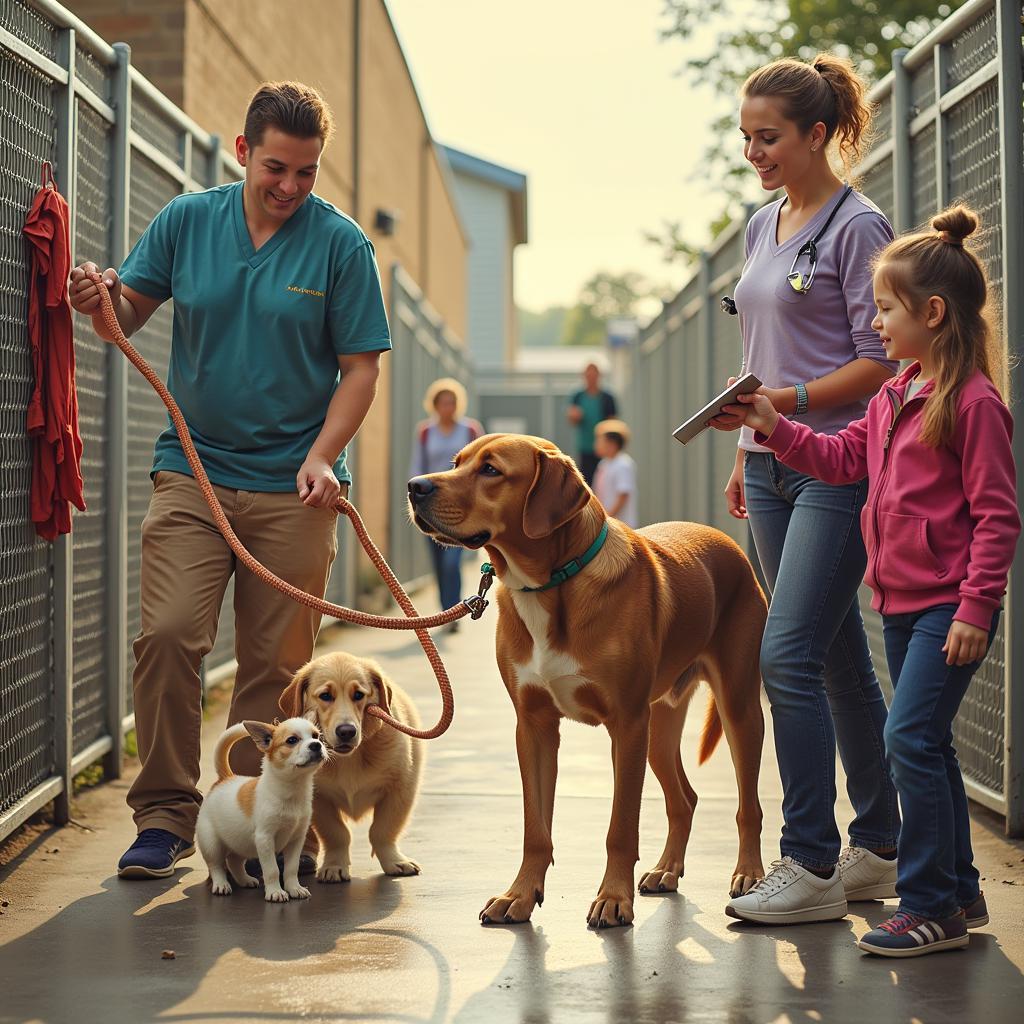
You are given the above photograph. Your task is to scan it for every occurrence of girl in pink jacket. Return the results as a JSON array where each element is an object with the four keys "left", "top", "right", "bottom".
[{"left": 730, "top": 205, "right": 1020, "bottom": 958}]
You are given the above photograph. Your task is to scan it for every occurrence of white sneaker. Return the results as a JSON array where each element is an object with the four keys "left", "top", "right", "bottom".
[
  {"left": 839, "top": 845, "right": 898, "bottom": 901},
  {"left": 725, "top": 856, "right": 848, "bottom": 925}
]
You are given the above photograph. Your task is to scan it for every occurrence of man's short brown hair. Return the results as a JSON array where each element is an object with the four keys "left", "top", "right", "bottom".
[{"left": 243, "top": 81, "right": 335, "bottom": 149}]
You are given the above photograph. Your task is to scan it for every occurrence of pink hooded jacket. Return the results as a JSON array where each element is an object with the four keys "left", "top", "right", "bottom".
[{"left": 757, "top": 363, "right": 1020, "bottom": 629}]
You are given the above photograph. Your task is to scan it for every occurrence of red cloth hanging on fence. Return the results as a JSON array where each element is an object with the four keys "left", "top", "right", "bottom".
[{"left": 23, "top": 162, "right": 85, "bottom": 540}]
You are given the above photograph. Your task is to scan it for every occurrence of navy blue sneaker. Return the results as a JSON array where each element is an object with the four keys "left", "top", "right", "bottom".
[
  {"left": 117, "top": 828, "right": 196, "bottom": 879},
  {"left": 858, "top": 908, "right": 968, "bottom": 957},
  {"left": 243, "top": 853, "right": 318, "bottom": 880}
]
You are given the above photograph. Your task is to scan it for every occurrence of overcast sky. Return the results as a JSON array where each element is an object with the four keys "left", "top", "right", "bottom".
[{"left": 386, "top": 0, "right": 734, "bottom": 313}]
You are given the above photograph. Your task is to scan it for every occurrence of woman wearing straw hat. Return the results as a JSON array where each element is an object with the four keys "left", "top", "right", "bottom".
[{"left": 411, "top": 379, "right": 483, "bottom": 631}]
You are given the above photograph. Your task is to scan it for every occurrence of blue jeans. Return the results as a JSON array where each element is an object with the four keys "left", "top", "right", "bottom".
[
  {"left": 428, "top": 539, "right": 463, "bottom": 612},
  {"left": 744, "top": 453, "right": 900, "bottom": 869},
  {"left": 882, "top": 603, "right": 999, "bottom": 919}
]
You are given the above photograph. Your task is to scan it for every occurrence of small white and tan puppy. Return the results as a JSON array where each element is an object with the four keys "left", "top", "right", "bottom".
[
  {"left": 196, "top": 718, "right": 326, "bottom": 902},
  {"left": 279, "top": 652, "right": 423, "bottom": 883}
]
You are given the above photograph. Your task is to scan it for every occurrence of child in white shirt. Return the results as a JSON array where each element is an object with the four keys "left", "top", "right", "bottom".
[{"left": 593, "top": 420, "right": 638, "bottom": 528}]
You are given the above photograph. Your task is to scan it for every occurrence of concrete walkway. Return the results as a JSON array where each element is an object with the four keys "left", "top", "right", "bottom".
[{"left": 2, "top": 558, "right": 1024, "bottom": 1024}]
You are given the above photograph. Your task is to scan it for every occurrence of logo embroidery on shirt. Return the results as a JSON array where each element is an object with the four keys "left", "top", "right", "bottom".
[{"left": 287, "top": 285, "right": 326, "bottom": 298}]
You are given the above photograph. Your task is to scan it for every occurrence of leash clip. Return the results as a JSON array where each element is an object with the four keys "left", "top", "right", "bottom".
[{"left": 464, "top": 562, "right": 496, "bottom": 620}]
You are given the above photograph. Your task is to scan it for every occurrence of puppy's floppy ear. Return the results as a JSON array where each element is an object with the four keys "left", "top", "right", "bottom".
[
  {"left": 367, "top": 664, "right": 393, "bottom": 715},
  {"left": 522, "top": 448, "right": 591, "bottom": 540},
  {"left": 243, "top": 720, "right": 275, "bottom": 751},
  {"left": 279, "top": 663, "right": 314, "bottom": 718}
]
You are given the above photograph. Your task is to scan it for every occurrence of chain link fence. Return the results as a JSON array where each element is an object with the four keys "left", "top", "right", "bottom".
[
  {"left": 624, "top": 0, "right": 1023, "bottom": 833},
  {"left": 3, "top": 0, "right": 459, "bottom": 840}
]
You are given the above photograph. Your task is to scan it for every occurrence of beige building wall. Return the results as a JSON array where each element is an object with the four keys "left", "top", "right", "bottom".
[
  {"left": 182, "top": 0, "right": 355, "bottom": 210},
  {"left": 69, "top": 0, "right": 187, "bottom": 101},
  {"left": 67, "top": 0, "right": 468, "bottom": 562}
]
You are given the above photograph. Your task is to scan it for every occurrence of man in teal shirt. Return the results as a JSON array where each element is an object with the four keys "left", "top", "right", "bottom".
[
  {"left": 567, "top": 362, "right": 617, "bottom": 485},
  {"left": 70, "top": 82, "right": 390, "bottom": 883}
]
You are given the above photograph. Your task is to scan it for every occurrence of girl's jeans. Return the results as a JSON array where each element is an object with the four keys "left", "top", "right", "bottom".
[
  {"left": 882, "top": 603, "right": 1000, "bottom": 919},
  {"left": 428, "top": 539, "right": 463, "bottom": 613},
  {"left": 744, "top": 453, "right": 900, "bottom": 869}
]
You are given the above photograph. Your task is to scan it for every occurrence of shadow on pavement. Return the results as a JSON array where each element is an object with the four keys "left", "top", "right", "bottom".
[
  {"left": 454, "top": 893, "right": 1024, "bottom": 1024},
  {"left": 0, "top": 869, "right": 454, "bottom": 1024}
]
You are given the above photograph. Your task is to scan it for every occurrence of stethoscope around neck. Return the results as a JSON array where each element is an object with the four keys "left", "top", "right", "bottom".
[
  {"left": 721, "top": 184, "right": 854, "bottom": 314},
  {"left": 785, "top": 185, "right": 854, "bottom": 293}
]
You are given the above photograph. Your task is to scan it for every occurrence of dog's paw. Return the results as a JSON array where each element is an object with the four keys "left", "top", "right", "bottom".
[
  {"left": 286, "top": 883, "right": 311, "bottom": 900},
  {"left": 210, "top": 880, "right": 232, "bottom": 896},
  {"left": 235, "top": 874, "right": 259, "bottom": 889},
  {"left": 730, "top": 867, "right": 763, "bottom": 898},
  {"left": 638, "top": 866, "right": 681, "bottom": 895},
  {"left": 587, "top": 886, "right": 635, "bottom": 929},
  {"left": 480, "top": 886, "right": 542, "bottom": 925},
  {"left": 264, "top": 887, "right": 290, "bottom": 903},
  {"left": 317, "top": 864, "right": 351, "bottom": 884},
  {"left": 381, "top": 857, "right": 421, "bottom": 877}
]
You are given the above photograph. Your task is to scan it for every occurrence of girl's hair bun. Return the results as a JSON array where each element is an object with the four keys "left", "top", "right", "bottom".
[{"left": 932, "top": 205, "right": 978, "bottom": 247}]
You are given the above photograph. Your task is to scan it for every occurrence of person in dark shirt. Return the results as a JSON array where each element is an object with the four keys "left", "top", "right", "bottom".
[{"left": 567, "top": 362, "right": 617, "bottom": 484}]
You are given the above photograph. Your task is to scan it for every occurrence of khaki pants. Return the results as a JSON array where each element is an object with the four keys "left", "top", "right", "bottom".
[{"left": 126, "top": 471, "right": 343, "bottom": 841}]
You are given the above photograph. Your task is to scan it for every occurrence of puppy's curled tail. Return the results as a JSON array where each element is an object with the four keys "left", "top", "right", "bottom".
[
  {"left": 213, "top": 722, "right": 250, "bottom": 782},
  {"left": 698, "top": 696, "right": 723, "bottom": 765}
]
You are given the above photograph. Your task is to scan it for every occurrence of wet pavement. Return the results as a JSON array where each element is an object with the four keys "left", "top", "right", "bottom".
[{"left": 2, "top": 557, "right": 1023, "bottom": 1023}]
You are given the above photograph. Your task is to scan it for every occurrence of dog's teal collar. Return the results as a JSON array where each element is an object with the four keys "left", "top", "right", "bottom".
[{"left": 517, "top": 522, "right": 609, "bottom": 593}]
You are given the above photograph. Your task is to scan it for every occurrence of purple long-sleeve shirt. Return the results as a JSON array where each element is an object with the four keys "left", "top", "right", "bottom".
[{"left": 733, "top": 187, "right": 898, "bottom": 451}]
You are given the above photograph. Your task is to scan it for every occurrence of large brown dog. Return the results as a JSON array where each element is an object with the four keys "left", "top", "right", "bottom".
[{"left": 409, "top": 434, "right": 767, "bottom": 929}]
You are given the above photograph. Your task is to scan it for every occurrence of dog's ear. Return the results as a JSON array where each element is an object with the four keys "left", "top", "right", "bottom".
[
  {"left": 279, "top": 663, "right": 314, "bottom": 718},
  {"left": 522, "top": 448, "right": 591, "bottom": 540},
  {"left": 367, "top": 665, "right": 393, "bottom": 715},
  {"left": 243, "top": 720, "right": 275, "bottom": 751}
]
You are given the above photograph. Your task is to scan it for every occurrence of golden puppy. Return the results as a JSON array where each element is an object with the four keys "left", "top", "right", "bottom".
[
  {"left": 279, "top": 651, "right": 423, "bottom": 882},
  {"left": 409, "top": 434, "right": 766, "bottom": 928}
]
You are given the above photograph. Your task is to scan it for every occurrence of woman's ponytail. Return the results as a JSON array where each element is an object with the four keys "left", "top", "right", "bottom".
[{"left": 811, "top": 53, "right": 873, "bottom": 174}]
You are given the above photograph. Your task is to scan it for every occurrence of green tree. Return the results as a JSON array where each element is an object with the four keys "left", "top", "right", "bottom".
[
  {"left": 560, "top": 272, "right": 653, "bottom": 347},
  {"left": 646, "top": 0, "right": 963, "bottom": 261},
  {"left": 518, "top": 305, "right": 569, "bottom": 347}
]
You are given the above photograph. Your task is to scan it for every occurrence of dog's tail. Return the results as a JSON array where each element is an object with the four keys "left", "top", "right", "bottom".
[
  {"left": 697, "top": 695, "right": 723, "bottom": 765},
  {"left": 213, "top": 722, "right": 249, "bottom": 782}
]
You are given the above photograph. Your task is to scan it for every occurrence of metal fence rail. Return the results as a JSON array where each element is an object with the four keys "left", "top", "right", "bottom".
[
  {"left": 1, "top": 0, "right": 439, "bottom": 840},
  {"left": 625, "top": 0, "right": 1023, "bottom": 833}
]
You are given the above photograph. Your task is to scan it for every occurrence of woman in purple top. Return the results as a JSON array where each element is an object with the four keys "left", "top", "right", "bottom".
[
  {"left": 713, "top": 55, "right": 902, "bottom": 925},
  {"left": 411, "top": 378, "right": 482, "bottom": 632}
]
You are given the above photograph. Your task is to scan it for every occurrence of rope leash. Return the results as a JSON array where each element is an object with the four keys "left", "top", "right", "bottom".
[{"left": 96, "top": 286, "right": 494, "bottom": 739}]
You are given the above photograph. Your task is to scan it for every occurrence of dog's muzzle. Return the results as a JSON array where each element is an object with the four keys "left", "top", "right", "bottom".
[
  {"left": 407, "top": 478, "right": 491, "bottom": 549},
  {"left": 298, "top": 743, "right": 325, "bottom": 767}
]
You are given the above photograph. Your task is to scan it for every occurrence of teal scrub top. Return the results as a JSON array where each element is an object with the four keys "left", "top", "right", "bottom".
[{"left": 119, "top": 182, "right": 391, "bottom": 490}]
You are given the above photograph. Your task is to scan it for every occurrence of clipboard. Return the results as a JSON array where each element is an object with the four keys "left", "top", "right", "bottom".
[{"left": 672, "top": 373, "right": 762, "bottom": 445}]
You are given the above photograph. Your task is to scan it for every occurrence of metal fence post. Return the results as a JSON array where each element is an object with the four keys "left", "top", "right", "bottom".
[
  {"left": 51, "top": 25, "right": 77, "bottom": 825},
  {"left": 891, "top": 48, "right": 913, "bottom": 233},
  {"left": 933, "top": 40, "right": 950, "bottom": 213},
  {"left": 104, "top": 42, "right": 131, "bottom": 779},
  {"left": 996, "top": 0, "right": 1024, "bottom": 836},
  {"left": 207, "top": 135, "right": 222, "bottom": 187},
  {"left": 698, "top": 252, "right": 715, "bottom": 527}
]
